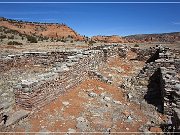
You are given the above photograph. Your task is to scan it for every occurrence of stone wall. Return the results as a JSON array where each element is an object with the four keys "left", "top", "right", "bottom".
[
  {"left": 135, "top": 47, "right": 158, "bottom": 62},
  {"left": 13, "top": 49, "right": 104, "bottom": 110},
  {"left": 124, "top": 46, "right": 180, "bottom": 131},
  {"left": 11, "top": 44, "right": 124, "bottom": 111},
  {"left": 1, "top": 44, "right": 179, "bottom": 132},
  {"left": 0, "top": 51, "right": 79, "bottom": 73},
  {"left": 159, "top": 48, "right": 180, "bottom": 131}
]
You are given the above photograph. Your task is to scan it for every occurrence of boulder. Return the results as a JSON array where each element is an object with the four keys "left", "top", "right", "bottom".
[{"left": 5, "top": 110, "right": 30, "bottom": 126}]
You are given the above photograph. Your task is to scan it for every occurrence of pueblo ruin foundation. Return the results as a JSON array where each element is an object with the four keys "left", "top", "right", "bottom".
[{"left": 0, "top": 44, "right": 180, "bottom": 133}]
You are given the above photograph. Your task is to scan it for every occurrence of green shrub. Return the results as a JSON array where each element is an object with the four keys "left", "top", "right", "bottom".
[
  {"left": 27, "top": 35, "right": 38, "bottom": 43},
  {"left": 7, "top": 41, "right": 23, "bottom": 45},
  {"left": 134, "top": 44, "right": 139, "bottom": 47},
  {"left": 88, "top": 40, "right": 96, "bottom": 46},
  {"left": 61, "top": 39, "right": 66, "bottom": 42}
]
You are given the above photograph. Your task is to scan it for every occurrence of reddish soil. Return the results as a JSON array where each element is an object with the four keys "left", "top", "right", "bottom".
[
  {"left": 0, "top": 17, "right": 84, "bottom": 41},
  {"left": 12, "top": 52, "right": 148, "bottom": 133},
  {"left": 14, "top": 78, "right": 147, "bottom": 133}
]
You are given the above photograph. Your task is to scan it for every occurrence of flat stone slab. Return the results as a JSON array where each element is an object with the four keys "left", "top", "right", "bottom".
[{"left": 6, "top": 110, "right": 30, "bottom": 126}]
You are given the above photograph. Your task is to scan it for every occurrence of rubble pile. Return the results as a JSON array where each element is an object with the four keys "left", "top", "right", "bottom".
[
  {"left": 88, "top": 70, "right": 113, "bottom": 84},
  {"left": 118, "top": 46, "right": 128, "bottom": 58},
  {"left": 135, "top": 47, "right": 158, "bottom": 61}
]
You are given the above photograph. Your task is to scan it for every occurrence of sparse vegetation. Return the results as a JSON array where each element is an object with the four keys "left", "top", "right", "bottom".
[
  {"left": 8, "top": 35, "right": 14, "bottom": 39},
  {"left": 0, "top": 34, "right": 6, "bottom": 39},
  {"left": 7, "top": 41, "right": 23, "bottom": 45},
  {"left": 134, "top": 44, "right": 139, "bottom": 47},
  {"left": 27, "top": 35, "right": 38, "bottom": 43},
  {"left": 88, "top": 40, "right": 96, "bottom": 46}
]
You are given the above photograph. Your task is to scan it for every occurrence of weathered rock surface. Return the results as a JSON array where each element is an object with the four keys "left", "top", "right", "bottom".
[{"left": 5, "top": 110, "right": 30, "bottom": 126}]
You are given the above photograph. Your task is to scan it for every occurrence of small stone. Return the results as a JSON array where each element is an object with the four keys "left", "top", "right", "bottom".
[
  {"left": 98, "top": 87, "right": 104, "bottom": 90},
  {"left": 127, "top": 93, "right": 133, "bottom": 99},
  {"left": 175, "top": 84, "right": 180, "bottom": 91},
  {"left": 76, "top": 117, "right": 89, "bottom": 131},
  {"left": 103, "top": 96, "right": 111, "bottom": 102},
  {"left": 113, "top": 100, "right": 122, "bottom": 105},
  {"left": 41, "top": 126, "right": 45, "bottom": 128},
  {"left": 105, "top": 103, "right": 111, "bottom": 107},
  {"left": 127, "top": 116, "right": 133, "bottom": 122},
  {"left": 106, "top": 128, "right": 111, "bottom": 133},
  {"left": 100, "top": 92, "right": 106, "bottom": 97},
  {"left": 68, "top": 128, "right": 76, "bottom": 133},
  {"left": 88, "top": 92, "right": 97, "bottom": 98},
  {"left": 62, "top": 101, "right": 69, "bottom": 106},
  {"left": 76, "top": 117, "right": 86, "bottom": 122},
  {"left": 146, "top": 121, "right": 151, "bottom": 125}
]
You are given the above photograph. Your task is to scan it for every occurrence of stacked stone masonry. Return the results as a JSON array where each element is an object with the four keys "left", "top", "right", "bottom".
[
  {"left": 13, "top": 50, "right": 104, "bottom": 110},
  {"left": 0, "top": 51, "right": 80, "bottom": 72},
  {"left": 129, "top": 46, "right": 180, "bottom": 131},
  {"left": 0, "top": 44, "right": 180, "bottom": 132},
  {"left": 11, "top": 44, "right": 124, "bottom": 111}
]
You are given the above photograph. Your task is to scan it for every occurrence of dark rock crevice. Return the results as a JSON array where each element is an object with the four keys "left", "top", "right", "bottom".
[{"left": 144, "top": 68, "right": 164, "bottom": 113}]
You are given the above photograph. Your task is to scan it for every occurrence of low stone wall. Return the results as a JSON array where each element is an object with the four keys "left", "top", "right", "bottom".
[
  {"left": 14, "top": 49, "right": 104, "bottom": 110},
  {"left": 12, "top": 44, "right": 127, "bottom": 111},
  {"left": 0, "top": 51, "right": 78, "bottom": 72},
  {"left": 135, "top": 47, "right": 158, "bottom": 62}
]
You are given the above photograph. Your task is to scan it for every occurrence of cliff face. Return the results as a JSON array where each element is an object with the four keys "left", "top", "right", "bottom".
[{"left": 0, "top": 17, "right": 85, "bottom": 41}]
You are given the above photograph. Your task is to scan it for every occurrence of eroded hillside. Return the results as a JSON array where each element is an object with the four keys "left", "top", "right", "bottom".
[{"left": 0, "top": 17, "right": 85, "bottom": 41}]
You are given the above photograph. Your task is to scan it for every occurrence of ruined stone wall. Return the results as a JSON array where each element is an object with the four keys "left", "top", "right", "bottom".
[
  {"left": 13, "top": 49, "right": 104, "bottom": 110},
  {"left": 0, "top": 51, "right": 78, "bottom": 72},
  {"left": 135, "top": 47, "right": 158, "bottom": 62},
  {"left": 158, "top": 48, "right": 180, "bottom": 131},
  {"left": 12, "top": 44, "right": 126, "bottom": 111},
  {"left": 125, "top": 46, "right": 180, "bottom": 131}
]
